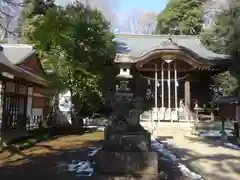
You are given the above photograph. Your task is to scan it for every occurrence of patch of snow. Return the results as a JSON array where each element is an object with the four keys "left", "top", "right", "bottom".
[
  {"left": 88, "top": 146, "right": 102, "bottom": 156},
  {"left": 224, "top": 142, "right": 240, "bottom": 150},
  {"left": 67, "top": 145, "right": 102, "bottom": 177},
  {"left": 200, "top": 129, "right": 234, "bottom": 137},
  {"left": 68, "top": 160, "right": 85, "bottom": 172},
  {"left": 68, "top": 160, "right": 94, "bottom": 176},
  {"left": 151, "top": 139, "right": 177, "bottom": 161},
  {"left": 75, "top": 161, "right": 93, "bottom": 176},
  {"left": 83, "top": 125, "right": 105, "bottom": 131},
  {"left": 178, "top": 163, "right": 203, "bottom": 180},
  {"left": 151, "top": 137, "right": 204, "bottom": 180}
]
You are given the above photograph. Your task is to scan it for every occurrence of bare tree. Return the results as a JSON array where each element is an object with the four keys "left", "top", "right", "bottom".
[
  {"left": 123, "top": 9, "right": 157, "bottom": 34},
  {"left": 0, "top": 0, "right": 22, "bottom": 41},
  {"left": 140, "top": 12, "right": 157, "bottom": 34},
  {"left": 84, "top": 0, "right": 120, "bottom": 32},
  {"left": 203, "top": 0, "right": 238, "bottom": 25}
]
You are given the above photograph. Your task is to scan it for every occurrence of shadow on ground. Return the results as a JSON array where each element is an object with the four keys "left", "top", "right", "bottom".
[
  {"left": 0, "top": 129, "right": 189, "bottom": 180},
  {"left": 0, "top": 130, "right": 104, "bottom": 180},
  {"left": 157, "top": 135, "right": 240, "bottom": 180}
]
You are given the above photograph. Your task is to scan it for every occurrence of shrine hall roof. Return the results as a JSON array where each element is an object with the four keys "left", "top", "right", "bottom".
[
  {"left": 115, "top": 34, "right": 230, "bottom": 64},
  {"left": 212, "top": 96, "right": 240, "bottom": 105}
]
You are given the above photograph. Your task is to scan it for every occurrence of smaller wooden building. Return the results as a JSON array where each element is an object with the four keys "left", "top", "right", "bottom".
[
  {"left": 212, "top": 96, "right": 240, "bottom": 138},
  {"left": 212, "top": 96, "right": 240, "bottom": 120},
  {"left": 0, "top": 44, "right": 50, "bottom": 138}
]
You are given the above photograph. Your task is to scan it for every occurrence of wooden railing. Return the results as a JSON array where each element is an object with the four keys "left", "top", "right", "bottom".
[{"left": 140, "top": 107, "right": 216, "bottom": 122}]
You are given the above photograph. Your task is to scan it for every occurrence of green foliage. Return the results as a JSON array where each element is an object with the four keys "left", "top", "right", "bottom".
[
  {"left": 21, "top": 1, "right": 115, "bottom": 113},
  {"left": 201, "top": 4, "right": 240, "bottom": 55},
  {"left": 213, "top": 71, "right": 239, "bottom": 96},
  {"left": 21, "top": 0, "right": 56, "bottom": 20},
  {"left": 201, "top": 2, "right": 240, "bottom": 96},
  {"left": 20, "top": 0, "right": 57, "bottom": 42},
  {"left": 155, "top": 0, "right": 204, "bottom": 35}
]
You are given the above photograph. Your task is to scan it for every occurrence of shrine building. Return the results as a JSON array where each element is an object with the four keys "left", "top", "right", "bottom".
[{"left": 114, "top": 34, "right": 230, "bottom": 121}]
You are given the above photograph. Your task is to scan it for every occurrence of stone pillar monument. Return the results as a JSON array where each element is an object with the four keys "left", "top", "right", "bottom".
[{"left": 95, "top": 63, "right": 158, "bottom": 179}]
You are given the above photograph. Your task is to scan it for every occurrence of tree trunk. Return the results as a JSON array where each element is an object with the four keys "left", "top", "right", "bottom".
[
  {"left": 234, "top": 122, "right": 239, "bottom": 138},
  {"left": 221, "top": 119, "right": 227, "bottom": 141}
]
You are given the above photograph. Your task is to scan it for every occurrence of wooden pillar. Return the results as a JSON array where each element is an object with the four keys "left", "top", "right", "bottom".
[
  {"left": 161, "top": 63, "right": 164, "bottom": 108},
  {"left": 154, "top": 64, "right": 158, "bottom": 109},
  {"left": 26, "top": 87, "right": 33, "bottom": 130},
  {"left": 0, "top": 81, "right": 4, "bottom": 139},
  {"left": 184, "top": 80, "right": 191, "bottom": 122},
  {"left": 168, "top": 63, "right": 171, "bottom": 119},
  {"left": 174, "top": 62, "right": 177, "bottom": 110},
  {"left": 235, "top": 105, "right": 240, "bottom": 139}
]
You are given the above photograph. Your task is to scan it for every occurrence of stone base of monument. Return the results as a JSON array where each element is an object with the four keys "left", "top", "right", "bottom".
[
  {"left": 99, "top": 96, "right": 159, "bottom": 178},
  {"left": 104, "top": 129, "right": 152, "bottom": 152},
  {"left": 97, "top": 175, "right": 159, "bottom": 180},
  {"left": 96, "top": 129, "right": 158, "bottom": 178},
  {"left": 95, "top": 151, "right": 158, "bottom": 178}
]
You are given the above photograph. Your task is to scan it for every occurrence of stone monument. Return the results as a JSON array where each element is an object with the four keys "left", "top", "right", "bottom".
[
  {"left": 104, "top": 96, "right": 151, "bottom": 151},
  {"left": 96, "top": 95, "right": 158, "bottom": 178}
]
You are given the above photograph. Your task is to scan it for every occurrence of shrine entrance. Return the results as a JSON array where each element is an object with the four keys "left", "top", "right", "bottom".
[
  {"left": 114, "top": 34, "right": 228, "bottom": 123},
  {"left": 135, "top": 52, "right": 198, "bottom": 121}
]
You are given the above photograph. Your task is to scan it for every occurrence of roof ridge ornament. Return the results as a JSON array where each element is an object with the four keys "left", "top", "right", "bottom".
[{"left": 161, "top": 36, "right": 178, "bottom": 49}]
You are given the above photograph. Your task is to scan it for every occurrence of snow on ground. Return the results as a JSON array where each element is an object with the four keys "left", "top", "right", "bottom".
[
  {"left": 199, "top": 130, "right": 240, "bottom": 150},
  {"left": 151, "top": 139, "right": 177, "bottom": 161},
  {"left": 200, "top": 129, "right": 234, "bottom": 137},
  {"left": 178, "top": 163, "right": 203, "bottom": 180},
  {"left": 67, "top": 146, "right": 102, "bottom": 177},
  {"left": 83, "top": 125, "right": 105, "bottom": 131},
  {"left": 151, "top": 138, "right": 204, "bottom": 180},
  {"left": 224, "top": 142, "right": 240, "bottom": 150}
]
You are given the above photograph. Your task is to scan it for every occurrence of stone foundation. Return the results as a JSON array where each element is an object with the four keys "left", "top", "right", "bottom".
[
  {"left": 104, "top": 128, "right": 151, "bottom": 152},
  {"left": 95, "top": 151, "right": 158, "bottom": 176}
]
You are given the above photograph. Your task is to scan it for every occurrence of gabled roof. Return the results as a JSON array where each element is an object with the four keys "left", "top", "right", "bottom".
[
  {"left": 115, "top": 34, "right": 230, "bottom": 64},
  {"left": 0, "top": 51, "right": 23, "bottom": 76},
  {"left": 0, "top": 44, "right": 47, "bottom": 86}
]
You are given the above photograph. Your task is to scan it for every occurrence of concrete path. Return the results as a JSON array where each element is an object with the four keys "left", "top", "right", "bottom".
[{"left": 151, "top": 122, "right": 240, "bottom": 180}]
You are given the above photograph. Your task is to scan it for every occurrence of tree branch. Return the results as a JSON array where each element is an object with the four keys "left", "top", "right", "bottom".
[
  {"left": 0, "top": 23, "right": 20, "bottom": 43},
  {"left": 0, "top": 0, "right": 22, "bottom": 42},
  {"left": 2, "top": 0, "right": 24, "bottom": 7}
]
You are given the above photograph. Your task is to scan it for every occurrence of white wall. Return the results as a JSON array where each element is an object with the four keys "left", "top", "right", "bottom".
[
  {"left": 26, "top": 87, "right": 44, "bottom": 130},
  {"left": 57, "top": 90, "right": 72, "bottom": 125}
]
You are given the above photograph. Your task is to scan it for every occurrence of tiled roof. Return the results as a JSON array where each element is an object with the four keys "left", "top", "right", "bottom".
[
  {"left": 115, "top": 34, "right": 229, "bottom": 63},
  {"left": 212, "top": 96, "right": 240, "bottom": 105},
  {"left": 0, "top": 45, "right": 47, "bottom": 85}
]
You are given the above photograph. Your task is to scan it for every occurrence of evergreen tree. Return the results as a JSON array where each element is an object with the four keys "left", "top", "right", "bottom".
[
  {"left": 155, "top": 0, "right": 204, "bottom": 35},
  {"left": 20, "top": 0, "right": 56, "bottom": 41},
  {"left": 201, "top": 1, "right": 240, "bottom": 96},
  {"left": 23, "top": 1, "right": 115, "bottom": 114}
]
